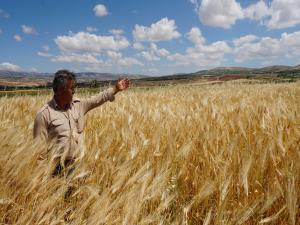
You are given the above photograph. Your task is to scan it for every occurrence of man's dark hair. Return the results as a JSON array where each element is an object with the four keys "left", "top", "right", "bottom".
[{"left": 53, "top": 70, "right": 76, "bottom": 92}]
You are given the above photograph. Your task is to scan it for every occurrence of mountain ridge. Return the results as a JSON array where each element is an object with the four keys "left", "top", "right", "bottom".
[{"left": 0, "top": 64, "right": 300, "bottom": 82}]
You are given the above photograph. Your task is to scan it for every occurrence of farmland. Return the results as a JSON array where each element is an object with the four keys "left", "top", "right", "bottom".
[{"left": 0, "top": 82, "right": 299, "bottom": 224}]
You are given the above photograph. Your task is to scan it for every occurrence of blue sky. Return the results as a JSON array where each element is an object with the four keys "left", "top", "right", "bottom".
[{"left": 1, "top": 0, "right": 300, "bottom": 75}]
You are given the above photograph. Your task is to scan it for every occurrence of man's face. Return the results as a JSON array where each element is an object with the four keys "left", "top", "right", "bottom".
[{"left": 57, "top": 79, "right": 75, "bottom": 104}]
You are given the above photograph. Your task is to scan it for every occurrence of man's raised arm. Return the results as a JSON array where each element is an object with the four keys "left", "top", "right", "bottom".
[{"left": 81, "top": 78, "right": 130, "bottom": 114}]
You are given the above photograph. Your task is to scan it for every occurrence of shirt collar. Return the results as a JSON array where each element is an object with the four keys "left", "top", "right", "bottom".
[{"left": 50, "top": 97, "right": 80, "bottom": 110}]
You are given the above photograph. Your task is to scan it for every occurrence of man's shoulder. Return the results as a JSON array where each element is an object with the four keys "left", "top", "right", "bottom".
[
  {"left": 36, "top": 102, "right": 51, "bottom": 116},
  {"left": 34, "top": 103, "right": 51, "bottom": 125},
  {"left": 73, "top": 97, "right": 81, "bottom": 103},
  {"left": 71, "top": 97, "right": 82, "bottom": 109}
]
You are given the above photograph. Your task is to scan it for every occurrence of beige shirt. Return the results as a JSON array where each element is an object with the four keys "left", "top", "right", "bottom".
[{"left": 33, "top": 88, "right": 115, "bottom": 163}]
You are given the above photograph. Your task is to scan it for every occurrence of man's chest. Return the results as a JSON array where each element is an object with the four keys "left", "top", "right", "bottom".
[{"left": 47, "top": 108, "right": 85, "bottom": 138}]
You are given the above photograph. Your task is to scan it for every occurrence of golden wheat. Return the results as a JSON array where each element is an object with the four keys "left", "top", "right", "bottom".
[{"left": 0, "top": 82, "right": 299, "bottom": 225}]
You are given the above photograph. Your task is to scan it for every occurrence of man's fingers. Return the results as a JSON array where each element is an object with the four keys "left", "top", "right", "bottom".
[
  {"left": 120, "top": 78, "right": 129, "bottom": 84},
  {"left": 116, "top": 77, "right": 130, "bottom": 91}
]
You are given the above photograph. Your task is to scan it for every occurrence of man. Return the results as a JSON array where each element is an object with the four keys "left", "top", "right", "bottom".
[{"left": 33, "top": 69, "right": 129, "bottom": 176}]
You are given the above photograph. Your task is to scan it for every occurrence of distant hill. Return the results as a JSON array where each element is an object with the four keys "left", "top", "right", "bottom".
[
  {"left": 0, "top": 71, "right": 149, "bottom": 90},
  {"left": 0, "top": 70, "right": 148, "bottom": 81},
  {"left": 292, "top": 64, "right": 300, "bottom": 70},
  {"left": 136, "top": 64, "right": 300, "bottom": 84},
  {"left": 0, "top": 64, "right": 300, "bottom": 90},
  {"left": 1, "top": 64, "right": 300, "bottom": 81},
  {"left": 192, "top": 65, "right": 295, "bottom": 76},
  {"left": 75, "top": 72, "right": 148, "bottom": 82}
]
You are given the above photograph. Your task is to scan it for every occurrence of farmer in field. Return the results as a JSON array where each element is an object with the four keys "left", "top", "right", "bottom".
[{"left": 33, "top": 69, "right": 129, "bottom": 177}]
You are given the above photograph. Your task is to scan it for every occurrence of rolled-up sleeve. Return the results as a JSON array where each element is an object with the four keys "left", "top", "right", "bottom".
[
  {"left": 81, "top": 87, "right": 115, "bottom": 114},
  {"left": 33, "top": 112, "right": 48, "bottom": 140}
]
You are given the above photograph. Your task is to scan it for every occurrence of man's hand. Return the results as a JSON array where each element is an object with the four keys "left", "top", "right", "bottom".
[{"left": 114, "top": 78, "right": 130, "bottom": 94}]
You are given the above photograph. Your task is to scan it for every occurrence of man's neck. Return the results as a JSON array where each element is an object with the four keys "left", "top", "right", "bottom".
[{"left": 54, "top": 95, "right": 70, "bottom": 111}]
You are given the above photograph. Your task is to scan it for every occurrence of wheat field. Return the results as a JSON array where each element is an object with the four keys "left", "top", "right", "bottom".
[{"left": 0, "top": 82, "right": 299, "bottom": 225}]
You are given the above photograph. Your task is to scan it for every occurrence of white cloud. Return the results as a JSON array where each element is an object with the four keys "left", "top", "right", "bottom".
[
  {"left": 0, "top": 62, "right": 22, "bottom": 71},
  {"left": 38, "top": 45, "right": 51, "bottom": 57},
  {"left": 196, "top": 0, "right": 244, "bottom": 29},
  {"left": 21, "top": 25, "right": 37, "bottom": 35},
  {"left": 109, "top": 29, "right": 124, "bottom": 36},
  {"left": 133, "top": 42, "right": 144, "bottom": 50},
  {"left": 106, "top": 50, "right": 122, "bottom": 60},
  {"left": 166, "top": 29, "right": 300, "bottom": 66},
  {"left": 141, "top": 51, "right": 160, "bottom": 61},
  {"left": 133, "top": 17, "right": 181, "bottom": 42},
  {"left": 168, "top": 27, "right": 231, "bottom": 67},
  {"left": 233, "top": 35, "right": 258, "bottom": 46},
  {"left": 0, "top": 9, "right": 10, "bottom": 19},
  {"left": 52, "top": 53, "right": 103, "bottom": 64},
  {"left": 55, "top": 32, "right": 130, "bottom": 53},
  {"left": 52, "top": 50, "right": 142, "bottom": 68},
  {"left": 244, "top": 0, "right": 270, "bottom": 21},
  {"left": 280, "top": 31, "right": 300, "bottom": 57},
  {"left": 233, "top": 31, "right": 300, "bottom": 63},
  {"left": 106, "top": 50, "right": 143, "bottom": 66},
  {"left": 234, "top": 37, "right": 281, "bottom": 63},
  {"left": 37, "top": 52, "right": 52, "bottom": 57},
  {"left": 151, "top": 43, "right": 169, "bottom": 57},
  {"left": 265, "top": 0, "right": 300, "bottom": 29},
  {"left": 186, "top": 27, "right": 206, "bottom": 45},
  {"left": 190, "top": 0, "right": 200, "bottom": 12},
  {"left": 14, "top": 34, "right": 22, "bottom": 42},
  {"left": 142, "top": 68, "right": 159, "bottom": 75},
  {"left": 52, "top": 31, "right": 141, "bottom": 69},
  {"left": 93, "top": 4, "right": 109, "bottom": 17},
  {"left": 30, "top": 67, "right": 38, "bottom": 72},
  {"left": 118, "top": 57, "right": 143, "bottom": 66},
  {"left": 86, "top": 27, "right": 98, "bottom": 33},
  {"left": 191, "top": 0, "right": 300, "bottom": 30},
  {"left": 43, "top": 45, "right": 50, "bottom": 51},
  {"left": 281, "top": 31, "right": 300, "bottom": 50},
  {"left": 140, "top": 43, "right": 169, "bottom": 61},
  {"left": 83, "top": 64, "right": 111, "bottom": 72}
]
